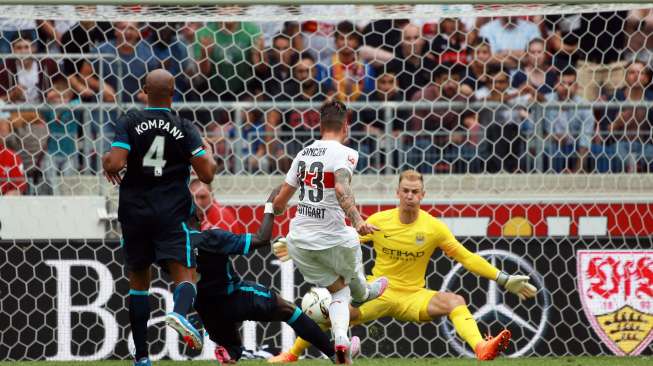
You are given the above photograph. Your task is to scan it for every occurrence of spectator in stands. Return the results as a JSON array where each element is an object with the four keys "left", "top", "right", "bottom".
[
  {"left": 0, "top": 35, "right": 57, "bottom": 103},
  {"left": 511, "top": 38, "right": 557, "bottom": 100},
  {"left": 461, "top": 40, "right": 493, "bottom": 97},
  {"left": 195, "top": 21, "right": 262, "bottom": 101},
  {"left": 299, "top": 19, "right": 337, "bottom": 66},
  {"left": 189, "top": 178, "right": 243, "bottom": 233},
  {"left": 546, "top": 11, "right": 628, "bottom": 101},
  {"left": 430, "top": 18, "right": 469, "bottom": 66},
  {"left": 350, "top": 71, "right": 404, "bottom": 173},
  {"left": 479, "top": 16, "right": 541, "bottom": 70},
  {"left": 601, "top": 60, "right": 653, "bottom": 172},
  {"left": 275, "top": 53, "right": 329, "bottom": 160},
  {"left": 624, "top": 9, "right": 653, "bottom": 63},
  {"left": 94, "top": 21, "right": 158, "bottom": 103},
  {"left": 254, "top": 32, "right": 299, "bottom": 100},
  {"left": 0, "top": 136, "right": 26, "bottom": 195},
  {"left": 410, "top": 65, "right": 480, "bottom": 173},
  {"left": 387, "top": 23, "right": 434, "bottom": 100},
  {"left": 39, "top": 11, "right": 78, "bottom": 53},
  {"left": 328, "top": 21, "right": 375, "bottom": 102},
  {"left": 204, "top": 121, "right": 233, "bottom": 174},
  {"left": 174, "top": 21, "right": 210, "bottom": 121},
  {"left": 543, "top": 68, "right": 594, "bottom": 173},
  {"left": 238, "top": 105, "right": 269, "bottom": 174},
  {"left": 361, "top": 19, "right": 406, "bottom": 52},
  {"left": 358, "top": 71, "right": 406, "bottom": 134},
  {"left": 260, "top": 21, "right": 303, "bottom": 53},
  {"left": 478, "top": 66, "right": 533, "bottom": 173},
  {"left": 40, "top": 76, "right": 81, "bottom": 194},
  {"left": 0, "top": 35, "right": 50, "bottom": 189},
  {"left": 60, "top": 20, "right": 114, "bottom": 103},
  {"left": 146, "top": 22, "right": 193, "bottom": 102},
  {"left": 0, "top": 18, "right": 39, "bottom": 54}
]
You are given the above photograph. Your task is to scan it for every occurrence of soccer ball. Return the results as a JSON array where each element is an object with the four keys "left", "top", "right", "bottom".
[{"left": 301, "top": 287, "right": 331, "bottom": 324}]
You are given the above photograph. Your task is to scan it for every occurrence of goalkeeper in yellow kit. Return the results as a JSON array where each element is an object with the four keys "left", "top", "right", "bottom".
[{"left": 269, "top": 170, "right": 537, "bottom": 362}]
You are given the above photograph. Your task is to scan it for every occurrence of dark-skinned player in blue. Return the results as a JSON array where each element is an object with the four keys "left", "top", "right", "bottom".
[
  {"left": 188, "top": 186, "right": 359, "bottom": 365},
  {"left": 102, "top": 69, "right": 217, "bottom": 366}
]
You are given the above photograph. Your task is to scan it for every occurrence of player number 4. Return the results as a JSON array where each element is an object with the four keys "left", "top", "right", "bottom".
[{"left": 143, "top": 136, "right": 167, "bottom": 176}]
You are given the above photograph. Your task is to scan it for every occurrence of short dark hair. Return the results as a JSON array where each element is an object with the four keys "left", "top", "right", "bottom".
[
  {"left": 433, "top": 65, "right": 450, "bottom": 81},
  {"left": 486, "top": 62, "right": 507, "bottom": 77},
  {"left": 475, "top": 37, "right": 491, "bottom": 48},
  {"left": 528, "top": 38, "right": 545, "bottom": 48},
  {"left": 335, "top": 21, "right": 355, "bottom": 40},
  {"left": 12, "top": 32, "right": 34, "bottom": 45},
  {"left": 561, "top": 67, "right": 576, "bottom": 77},
  {"left": 273, "top": 32, "right": 291, "bottom": 45},
  {"left": 298, "top": 51, "right": 316, "bottom": 63},
  {"left": 320, "top": 99, "right": 347, "bottom": 131}
]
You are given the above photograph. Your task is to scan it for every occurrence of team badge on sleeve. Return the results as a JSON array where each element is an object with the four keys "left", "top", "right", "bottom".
[{"left": 577, "top": 250, "right": 653, "bottom": 355}]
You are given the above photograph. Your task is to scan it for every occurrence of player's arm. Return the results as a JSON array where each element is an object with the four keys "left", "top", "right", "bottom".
[
  {"left": 102, "top": 148, "right": 128, "bottom": 174},
  {"left": 183, "top": 118, "right": 217, "bottom": 184},
  {"left": 102, "top": 115, "right": 130, "bottom": 184},
  {"left": 249, "top": 185, "right": 281, "bottom": 249},
  {"left": 272, "top": 183, "right": 296, "bottom": 216},
  {"left": 441, "top": 239, "right": 537, "bottom": 301},
  {"left": 334, "top": 168, "right": 377, "bottom": 235},
  {"left": 194, "top": 186, "right": 280, "bottom": 255},
  {"left": 190, "top": 138, "right": 217, "bottom": 184},
  {"left": 272, "top": 157, "right": 299, "bottom": 216}
]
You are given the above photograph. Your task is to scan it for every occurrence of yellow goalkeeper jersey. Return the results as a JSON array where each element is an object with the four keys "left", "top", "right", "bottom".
[{"left": 360, "top": 208, "right": 499, "bottom": 289}]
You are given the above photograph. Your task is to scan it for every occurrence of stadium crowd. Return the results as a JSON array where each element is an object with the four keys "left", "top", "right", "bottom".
[{"left": 1, "top": 11, "right": 653, "bottom": 195}]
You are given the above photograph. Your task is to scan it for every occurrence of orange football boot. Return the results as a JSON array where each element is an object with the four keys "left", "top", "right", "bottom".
[
  {"left": 475, "top": 329, "right": 511, "bottom": 361},
  {"left": 267, "top": 352, "right": 298, "bottom": 363}
]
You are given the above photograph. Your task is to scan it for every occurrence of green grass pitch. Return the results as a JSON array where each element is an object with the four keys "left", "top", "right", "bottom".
[{"left": 2, "top": 357, "right": 651, "bottom": 366}]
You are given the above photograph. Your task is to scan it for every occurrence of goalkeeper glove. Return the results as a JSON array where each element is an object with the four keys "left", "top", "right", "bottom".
[
  {"left": 496, "top": 271, "right": 537, "bottom": 300},
  {"left": 272, "top": 238, "right": 290, "bottom": 262}
]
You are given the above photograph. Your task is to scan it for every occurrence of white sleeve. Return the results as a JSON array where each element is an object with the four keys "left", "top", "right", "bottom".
[
  {"left": 284, "top": 157, "right": 300, "bottom": 187},
  {"left": 333, "top": 147, "right": 358, "bottom": 176}
]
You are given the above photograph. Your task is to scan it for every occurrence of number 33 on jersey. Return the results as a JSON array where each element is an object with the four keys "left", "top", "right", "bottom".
[{"left": 284, "top": 140, "right": 359, "bottom": 250}]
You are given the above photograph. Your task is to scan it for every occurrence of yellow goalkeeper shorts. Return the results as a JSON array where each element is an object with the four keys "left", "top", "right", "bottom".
[{"left": 358, "top": 286, "right": 437, "bottom": 323}]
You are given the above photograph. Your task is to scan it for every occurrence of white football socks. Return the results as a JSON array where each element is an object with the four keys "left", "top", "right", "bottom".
[{"left": 329, "top": 286, "right": 351, "bottom": 346}]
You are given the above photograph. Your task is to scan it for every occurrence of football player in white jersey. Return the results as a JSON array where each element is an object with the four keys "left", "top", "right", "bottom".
[{"left": 272, "top": 100, "right": 388, "bottom": 364}]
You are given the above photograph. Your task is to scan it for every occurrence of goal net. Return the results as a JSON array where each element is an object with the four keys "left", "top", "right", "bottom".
[{"left": 1, "top": 3, "right": 653, "bottom": 361}]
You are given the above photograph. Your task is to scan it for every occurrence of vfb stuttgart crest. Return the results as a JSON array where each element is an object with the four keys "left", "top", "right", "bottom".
[{"left": 577, "top": 250, "right": 653, "bottom": 355}]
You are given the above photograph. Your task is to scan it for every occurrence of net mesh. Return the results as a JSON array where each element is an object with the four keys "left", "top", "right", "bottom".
[{"left": 1, "top": 3, "right": 653, "bottom": 361}]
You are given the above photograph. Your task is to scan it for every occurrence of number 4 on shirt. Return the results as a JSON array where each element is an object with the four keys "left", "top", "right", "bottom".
[{"left": 144, "top": 136, "right": 167, "bottom": 176}]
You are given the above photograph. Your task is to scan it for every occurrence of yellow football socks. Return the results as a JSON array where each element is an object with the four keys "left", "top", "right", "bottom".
[
  {"left": 449, "top": 304, "right": 483, "bottom": 350},
  {"left": 289, "top": 337, "right": 311, "bottom": 357}
]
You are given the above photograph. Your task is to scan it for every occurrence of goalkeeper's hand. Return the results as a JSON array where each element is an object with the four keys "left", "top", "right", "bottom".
[
  {"left": 272, "top": 238, "right": 290, "bottom": 262},
  {"left": 496, "top": 272, "right": 537, "bottom": 300}
]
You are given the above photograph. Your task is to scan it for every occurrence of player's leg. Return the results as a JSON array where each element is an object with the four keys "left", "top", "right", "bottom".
[
  {"left": 164, "top": 261, "right": 203, "bottom": 350},
  {"left": 346, "top": 246, "right": 388, "bottom": 306},
  {"left": 128, "top": 268, "right": 152, "bottom": 366},
  {"left": 195, "top": 298, "right": 241, "bottom": 365},
  {"left": 154, "top": 222, "right": 202, "bottom": 350},
  {"left": 426, "top": 292, "right": 483, "bottom": 349},
  {"left": 325, "top": 277, "right": 351, "bottom": 350},
  {"left": 271, "top": 295, "right": 340, "bottom": 360},
  {"left": 167, "top": 261, "right": 196, "bottom": 317},
  {"left": 425, "top": 291, "right": 510, "bottom": 360},
  {"left": 121, "top": 225, "right": 155, "bottom": 366},
  {"left": 270, "top": 300, "right": 380, "bottom": 363},
  {"left": 285, "top": 244, "right": 352, "bottom": 356}
]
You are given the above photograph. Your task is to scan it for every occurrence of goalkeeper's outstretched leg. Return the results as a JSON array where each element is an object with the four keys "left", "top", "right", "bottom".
[
  {"left": 269, "top": 290, "right": 511, "bottom": 363},
  {"left": 427, "top": 292, "right": 511, "bottom": 361}
]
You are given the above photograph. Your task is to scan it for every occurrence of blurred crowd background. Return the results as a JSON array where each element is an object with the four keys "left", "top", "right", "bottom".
[{"left": 2, "top": 10, "right": 653, "bottom": 195}]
